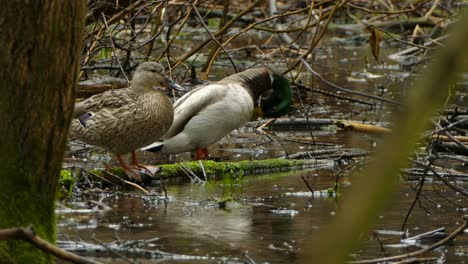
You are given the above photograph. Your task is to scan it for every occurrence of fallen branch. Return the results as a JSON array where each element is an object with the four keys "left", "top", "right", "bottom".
[
  {"left": 433, "top": 135, "right": 468, "bottom": 143},
  {"left": 247, "top": 118, "right": 335, "bottom": 129},
  {"left": 411, "top": 160, "right": 468, "bottom": 196},
  {"left": 335, "top": 16, "right": 439, "bottom": 33},
  {"left": 400, "top": 227, "right": 446, "bottom": 244},
  {"left": 283, "top": 148, "right": 369, "bottom": 160},
  {"left": 432, "top": 141, "right": 468, "bottom": 155},
  {"left": 388, "top": 35, "right": 449, "bottom": 65},
  {"left": 336, "top": 120, "right": 390, "bottom": 135},
  {"left": 101, "top": 170, "right": 149, "bottom": 194},
  {"left": 0, "top": 226, "right": 101, "bottom": 264},
  {"left": 403, "top": 167, "right": 468, "bottom": 181},
  {"left": 337, "top": 120, "right": 468, "bottom": 142},
  {"left": 348, "top": 215, "right": 468, "bottom": 264},
  {"left": 77, "top": 77, "right": 128, "bottom": 98}
]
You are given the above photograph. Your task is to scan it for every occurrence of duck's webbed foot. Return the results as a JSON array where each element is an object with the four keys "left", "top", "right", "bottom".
[
  {"left": 123, "top": 167, "right": 143, "bottom": 182},
  {"left": 195, "top": 147, "right": 211, "bottom": 160},
  {"left": 129, "top": 151, "right": 160, "bottom": 176},
  {"left": 116, "top": 154, "right": 143, "bottom": 181}
]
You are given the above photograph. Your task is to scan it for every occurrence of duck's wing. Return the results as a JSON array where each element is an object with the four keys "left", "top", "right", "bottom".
[
  {"left": 172, "top": 85, "right": 204, "bottom": 109},
  {"left": 155, "top": 82, "right": 255, "bottom": 154},
  {"left": 73, "top": 89, "right": 133, "bottom": 119},
  {"left": 164, "top": 84, "right": 226, "bottom": 138}
]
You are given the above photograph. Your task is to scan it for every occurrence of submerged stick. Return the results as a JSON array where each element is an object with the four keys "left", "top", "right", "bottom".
[{"left": 348, "top": 216, "right": 468, "bottom": 264}]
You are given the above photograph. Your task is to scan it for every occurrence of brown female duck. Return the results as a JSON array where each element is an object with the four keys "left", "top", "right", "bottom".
[{"left": 70, "top": 62, "right": 177, "bottom": 180}]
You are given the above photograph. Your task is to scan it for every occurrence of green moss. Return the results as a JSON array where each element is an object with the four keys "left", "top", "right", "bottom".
[
  {"left": 157, "top": 159, "right": 306, "bottom": 180},
  {"left": 97, "top": 47, "right": 112, "bottom": 59},
  {"left": 207, "top": 18, "right": 220, "bottom": 29},
  {"left": 0, "top": 188, "right": 55, "bottom": 263},
  {"left": 0, "top": 149, "right": 57, "bottom": 263},
  {"left": 56, "top": 158, "right": 331, "bottom": 189},
  {"left": 57, "top": 170, "right": 74, "bottom": 199}
]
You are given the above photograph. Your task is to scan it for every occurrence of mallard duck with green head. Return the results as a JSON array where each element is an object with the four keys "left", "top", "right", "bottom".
[
  {"left": 142, "top": 67, "right": 292, "bottom": 159},
  {"left": 70, "top": 62, "right": 179, "bottom": 180}
]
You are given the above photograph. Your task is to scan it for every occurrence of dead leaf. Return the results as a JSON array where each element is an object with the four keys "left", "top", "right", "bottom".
[
  {"left": 411, "top": 24, "right": 425, "bottom": 44},
  {"left": 366, "top": 26, "right": 383, "bottom": 64}
]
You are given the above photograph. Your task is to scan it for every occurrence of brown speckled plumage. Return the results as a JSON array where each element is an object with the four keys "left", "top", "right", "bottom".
[{"left": 70, "top": 62, "right": 174, "bottom": 155}]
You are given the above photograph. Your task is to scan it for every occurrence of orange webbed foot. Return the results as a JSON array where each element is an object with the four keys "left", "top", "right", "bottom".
[
  {"left": 129, "top": 151, "right": 159, "bottom": 177},
  {"left": 195, "top": 148, "right": 211, "bottom": 160}
]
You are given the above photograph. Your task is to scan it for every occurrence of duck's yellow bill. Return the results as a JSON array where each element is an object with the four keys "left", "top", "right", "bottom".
[{"left": 253, "top": 106, "right": 264, "bottom": 119}]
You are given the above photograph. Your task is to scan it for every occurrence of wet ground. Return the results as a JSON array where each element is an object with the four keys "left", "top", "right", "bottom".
[{"left": 61, "top": 35, "right": 467, "bottom": 263}]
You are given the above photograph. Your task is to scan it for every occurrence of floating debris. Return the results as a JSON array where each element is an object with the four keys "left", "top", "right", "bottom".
[{"left": 270, "top": 209, "right": 299, "bottom": 216}]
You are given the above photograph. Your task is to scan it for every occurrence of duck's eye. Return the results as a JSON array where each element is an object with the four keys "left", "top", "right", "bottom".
[{"left": 159, "top": 81, "right": 165, "bottom": 86}]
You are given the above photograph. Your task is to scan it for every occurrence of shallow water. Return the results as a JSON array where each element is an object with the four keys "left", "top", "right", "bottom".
[
  {"left": 61, "top": 34, "right": 468, "bottom": 263},
  {"left": 57, "top": 168, "right": 467, "bottom": 263}
]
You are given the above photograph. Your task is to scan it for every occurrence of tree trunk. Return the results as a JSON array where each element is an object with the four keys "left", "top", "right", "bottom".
[{"left": 0, "top": 2, "right": 86, "bottom": 263}]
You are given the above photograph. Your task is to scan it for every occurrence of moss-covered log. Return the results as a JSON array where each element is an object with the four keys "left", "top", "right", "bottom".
[
  {"left": 63, "top": 158, "right": 335, "bottom": 187},
  {"left": 155, "top": 158, "right": 334, "bottom": 180}
]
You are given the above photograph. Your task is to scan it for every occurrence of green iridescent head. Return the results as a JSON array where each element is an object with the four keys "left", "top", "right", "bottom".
[{"left": 261, "top": 73, "right": 292, "bottom": 117}]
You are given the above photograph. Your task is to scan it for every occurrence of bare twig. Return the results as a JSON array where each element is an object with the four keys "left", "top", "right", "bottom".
[
  {"left": 433, "top": 120, "right": 468, "bottom": 152},
  {"left": 301, "top": 175, "right": 315, "bottom": 194},
  {"left": 174, "top": 0, "right": 263, "bottom": 68},
  {"left": 423, "top": 118, "right": 468, "bottom": 138},
  {"left": 158, "top": 1, "right": 197, "bottom": 60},
  {"left": 286, "top": 0, "right": 351, "bottom": 73},
  {"left": 411, "top": 160, "right": 468, "bottom": 197},
  {"left": 0, "top": 226, "right": 101, "bottom": 264},
  {"left": 191, "top": 3, "right": 238, "bottom": 72},
  {"left": 401, "top": 159, "right": 430, "bottom": 233},
  {"left": 205, "top": 5, "right": 310, "bottom": 72},
  {"left": 101, "top": 13, "right": 129, "bottom": 81},
  {"left": 298, "top": 60, "right": 401, "bottom": 105},
  {"left": 90, "top": 0, "right": 144, "bottom": 35},
  {"left": 346, "top": 1, "right": 429, "bottom": 15},
  {"left": 400, "top": 227, "right": 446, "bottom": 243},
  {"left": 348, "top": 215, "right": 468, "bottom": 263},
  {"left": 85, "top": 169, "right": 119, "bottom": 187},
  {"left": 101, "top": 170, "right": 149, "bottom": 194},
  {"left": 91, "top": 236, "right": 134, "bottom": 264},
  {"left": 198, "top": 160, "right": 207, "bottom": 181},
  {"left": 424, "top": 0, "right": 440, "bottom": 19}
]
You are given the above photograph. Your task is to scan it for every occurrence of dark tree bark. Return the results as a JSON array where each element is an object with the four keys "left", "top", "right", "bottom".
[{"left": 0, "top": 2, "right": 86, "bottom": 263}]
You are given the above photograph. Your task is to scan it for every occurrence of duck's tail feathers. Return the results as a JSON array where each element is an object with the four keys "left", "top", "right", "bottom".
[{"left": 141, "top": 142, "right": 164, "bottom": 152}]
